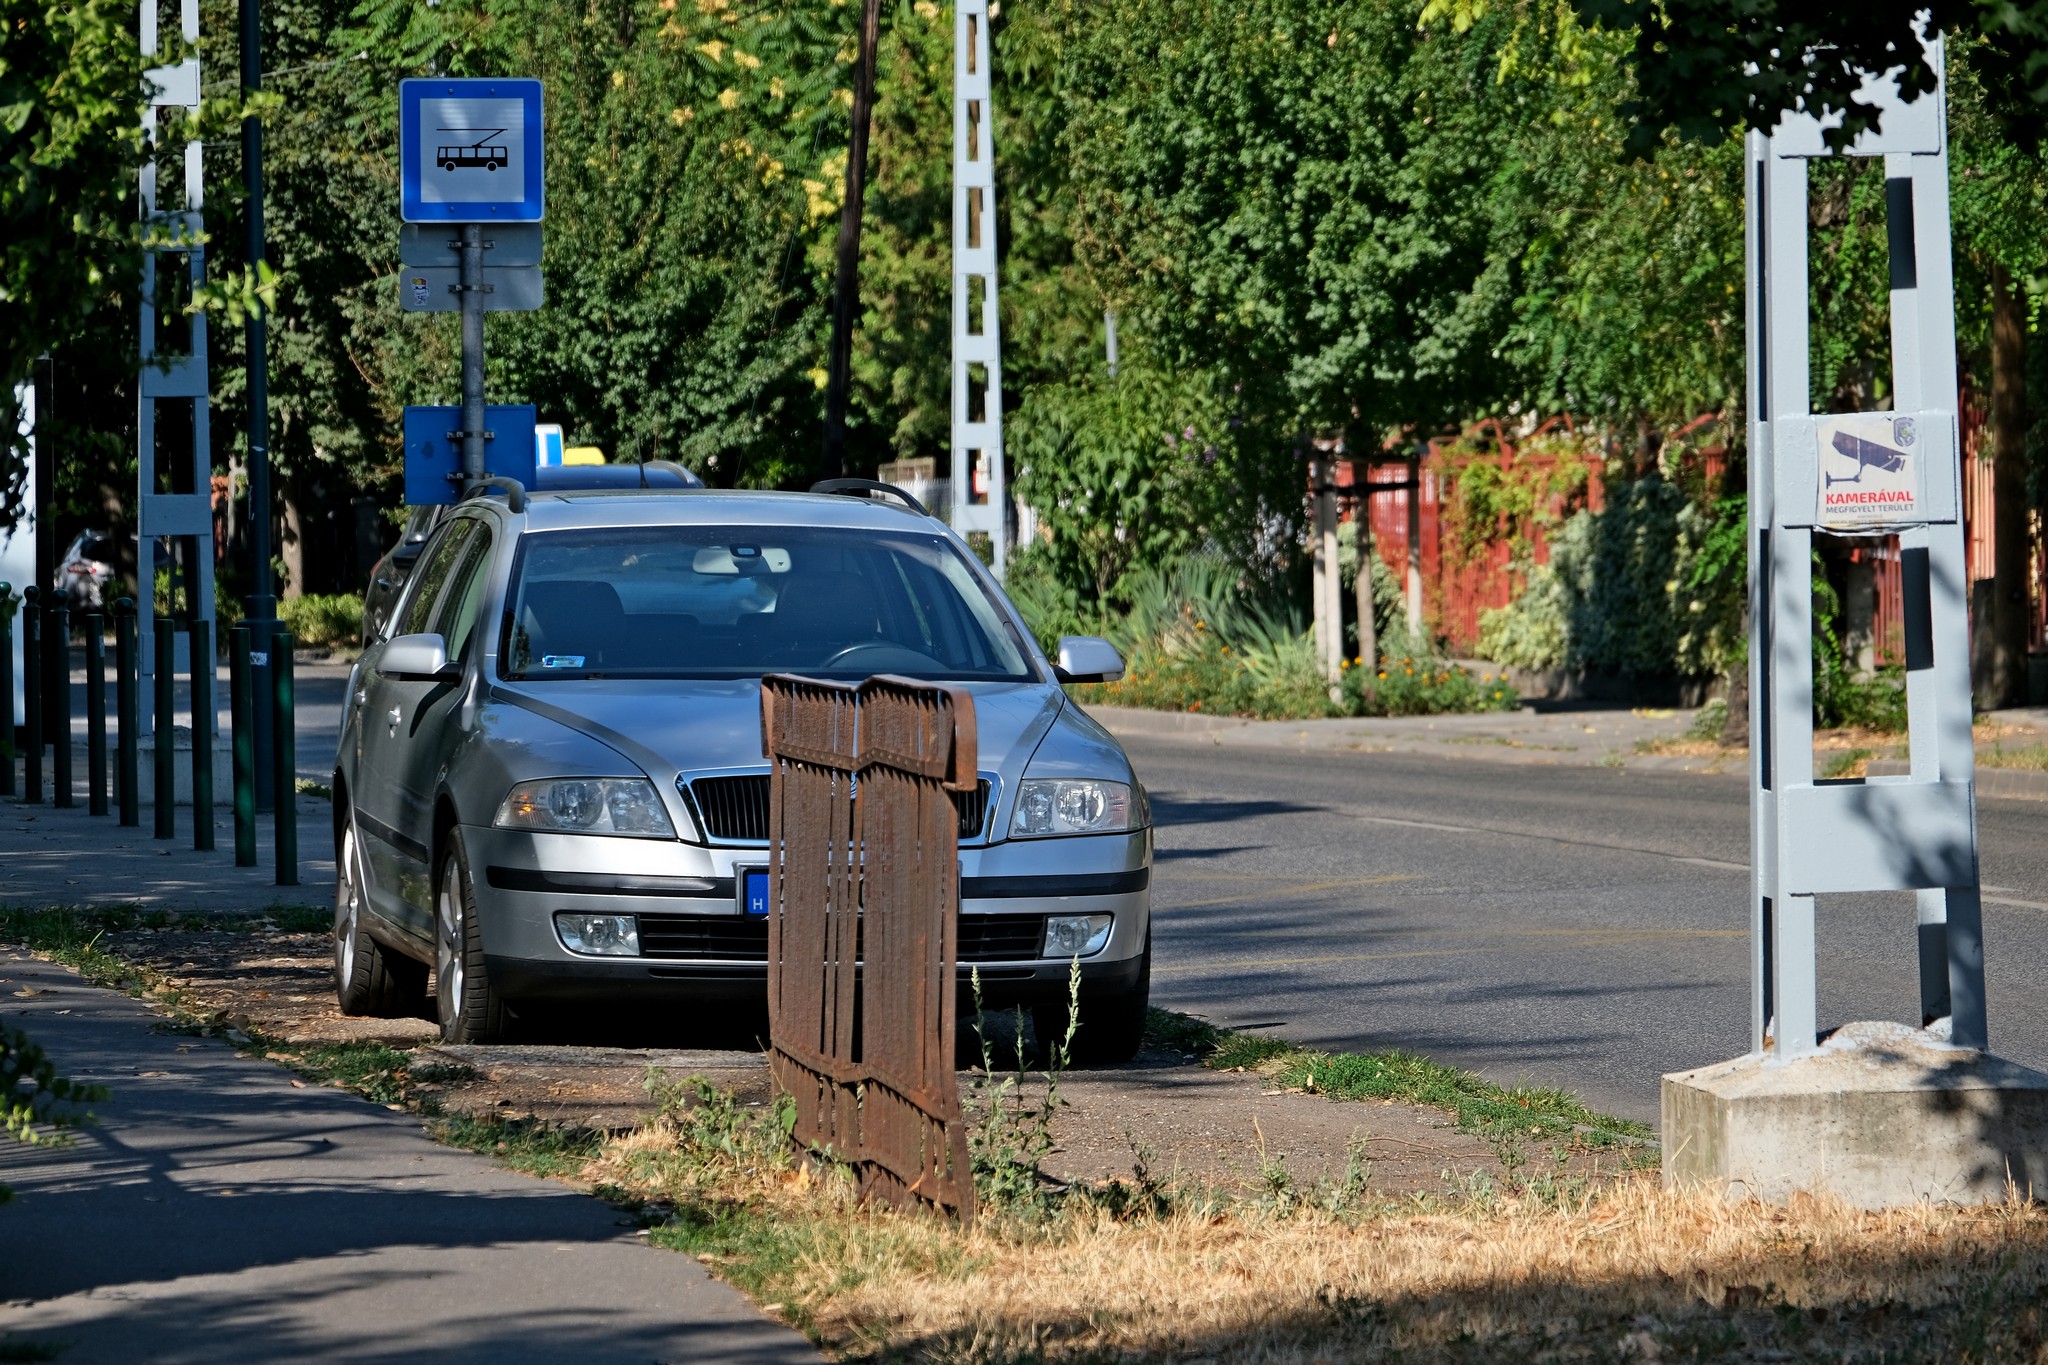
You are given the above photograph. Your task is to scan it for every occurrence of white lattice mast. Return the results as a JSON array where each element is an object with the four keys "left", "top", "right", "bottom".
[
  {"left": 137, "top": 0, "right": 216, "bottom": 678},
  {"left": 950, "top": 0, "right": 1007, "bottom": 577}
]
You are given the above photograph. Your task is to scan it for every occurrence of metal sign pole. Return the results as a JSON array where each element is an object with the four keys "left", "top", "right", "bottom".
[
  {"left": 240, "top": 0, "right": 276, "bottom": 811},
  {"left": 460, "top": 223, "right": 486, "bottom": 491}
]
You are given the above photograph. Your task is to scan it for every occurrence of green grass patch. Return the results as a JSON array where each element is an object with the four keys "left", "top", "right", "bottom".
[
  {"left": 1819, "top": 747, "right": 1874, "bottom": 780},
  {"left": 1145, "top": 1008, "right": 1650, "bottom": 1151},
  {"left": 1978, "top": 743, "right": 2048, "bottom": 772},
  {"left": 433, "top": 1112, "right": 607, "bottom": 1180}
]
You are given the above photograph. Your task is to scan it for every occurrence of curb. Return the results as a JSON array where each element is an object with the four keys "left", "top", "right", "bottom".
[{"left": 1867, "top": 759, "right": 2048, "bottom": 801}]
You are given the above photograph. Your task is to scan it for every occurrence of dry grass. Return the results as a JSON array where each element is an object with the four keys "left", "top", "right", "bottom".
[{"left": 581, "top": 1083, "right": 2048, "bottom": 1364}]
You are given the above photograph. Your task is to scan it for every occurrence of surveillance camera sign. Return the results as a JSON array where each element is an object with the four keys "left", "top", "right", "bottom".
[
  {"left": 1816, "top": 412, "right": 1921, "bottom": 531},
  {"left": 400, "top": 79, "right": 544, "bottom": 223}
]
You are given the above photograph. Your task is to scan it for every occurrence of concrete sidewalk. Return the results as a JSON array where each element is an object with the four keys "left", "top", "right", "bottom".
[
  {"left": 0, "top": 954, "right": 819, "bottom": 1364},
  {"left": 0, "top": 790, "right": 335, "bottom": 914},
  {"left": 1085, "top": 701, "right": 1735, "bottom": 773}
]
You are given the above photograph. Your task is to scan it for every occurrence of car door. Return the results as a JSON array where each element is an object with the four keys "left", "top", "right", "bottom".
[
  {"left": 355, "top": 518, "right": 479, "bottom": 940},
  {"left": 386, "top": 519, "right": 496, "bottom": 879}
]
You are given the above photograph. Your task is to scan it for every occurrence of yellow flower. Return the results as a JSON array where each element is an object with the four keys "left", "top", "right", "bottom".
[
  {"left": 734, "top": 49, "right": 761, "bottom": 69},
  {"left": 697, "top": 38, "right": 727, "bottom": 62},
  {"left": 670, "top": 106, "right": 695, "bottom": 125},
  {"left": 806, "top": 366, "right": 829, "bottom": 389},
  {"left": 611, "top": 70, "right": 626, "bottom": 88},
  {"left": 718, "top": 87, "right": 740, "bottom": 109},
  {"left": 1378, "top": 671, "right": 1387, "bottom": 680},
  {"left": 768, "top": 75, "right": 786, "bottom": 99}
]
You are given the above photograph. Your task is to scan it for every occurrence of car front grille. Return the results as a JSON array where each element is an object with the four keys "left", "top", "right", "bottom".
[
  {"left": 685, "top": 773, "right": 992, "bottom": 843},
  {"left": 631, "top": 912, "right": 1043, "bottom": 963},
  {"left": 637, "top": 914, "right": 770, "bottom": 961}
]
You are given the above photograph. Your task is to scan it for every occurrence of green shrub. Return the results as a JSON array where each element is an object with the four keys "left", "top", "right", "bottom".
[
  {"left": 1345, "top": 645, "right": 1520, "bottom": 717},
  {"left": 279, "top": 594, "right": 365, "bottom": 652}
]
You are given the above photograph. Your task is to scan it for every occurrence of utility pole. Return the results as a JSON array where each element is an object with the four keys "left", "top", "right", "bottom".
[
  {"left": 240, "top": 0, "right": 276, "bottom": 810},
  {"left": 820, "top": 0, "right": 883, "bottom": 483}
]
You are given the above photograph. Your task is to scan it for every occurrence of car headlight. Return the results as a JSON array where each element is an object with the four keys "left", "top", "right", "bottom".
[
  {"left": 1010, "top": 779, "right": 1141, "bottom": 838},
  {"left": 494, "top": 777, "right": 676, "bottom": 838},
  {"left": 1044, "top": 913, "right": 1114, "bottom": 957}
]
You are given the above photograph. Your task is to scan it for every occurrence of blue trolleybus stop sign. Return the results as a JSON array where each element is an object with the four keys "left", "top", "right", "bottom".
[{"left": 400, "top": 78, "right": 545, "bottom": 223}]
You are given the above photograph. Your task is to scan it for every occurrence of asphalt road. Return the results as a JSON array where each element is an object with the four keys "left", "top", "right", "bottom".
[{"left": 1129, "top": 736, "right": 2048, "bottom": 1127}]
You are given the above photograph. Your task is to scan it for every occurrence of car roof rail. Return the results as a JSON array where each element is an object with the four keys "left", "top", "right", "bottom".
[
  {"left": 467, "top": 476, "right": 527, "bottom": 513},
  {"left": 808, "top": 477, "right": 930, "bottom": 518}
]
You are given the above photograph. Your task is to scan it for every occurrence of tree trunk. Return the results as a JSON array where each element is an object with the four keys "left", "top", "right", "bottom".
[
  {"left": 279, "top": 482, "right": 304, "bottom": 600},
  {"left": 1988, "top": 263, "right": 2029, "bottom": 709}
]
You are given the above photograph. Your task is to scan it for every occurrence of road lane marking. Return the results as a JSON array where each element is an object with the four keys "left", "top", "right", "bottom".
[
  {"left": 1153, "top": 927, "right": 1744, "bottom": 975},
  {"left": 1156, "top": 874, "right": 1419, "bottom": 910}
]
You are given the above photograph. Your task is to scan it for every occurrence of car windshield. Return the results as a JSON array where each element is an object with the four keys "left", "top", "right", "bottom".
[{"left": 498, "top": 524, "right": 1037, "bottom": 683}]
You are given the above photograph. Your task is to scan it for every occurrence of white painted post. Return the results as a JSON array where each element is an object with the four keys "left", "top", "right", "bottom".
[
  {"left": 950, "top": 0, "right": 1007, "bottom": 578},
  {"left": 137, "top": 0, "right": 216, "bottom": 683},
  {"left": 1745, "top": 38, "right": 1984, "bottom": 1061}
]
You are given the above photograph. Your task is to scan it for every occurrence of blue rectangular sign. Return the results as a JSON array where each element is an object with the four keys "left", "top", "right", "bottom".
[
  {"left": 403, "top": 404, "right": 539, "bottom": 505},
  {"left": 400, "top": 78, "right": 545, "bottom": 224}
]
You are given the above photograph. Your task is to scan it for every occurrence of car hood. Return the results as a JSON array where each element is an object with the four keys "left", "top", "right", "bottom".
[{"left": 489, "top": 677, "right": 1071, "bottom": 796}]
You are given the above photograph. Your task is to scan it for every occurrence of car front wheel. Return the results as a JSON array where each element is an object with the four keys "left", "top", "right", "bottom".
[
  {"left": 436, "top": 829, "right": 508, "bottom": 1043},
  {"left": 334, "top": 814, "right": 426, "bottom": 1016}
]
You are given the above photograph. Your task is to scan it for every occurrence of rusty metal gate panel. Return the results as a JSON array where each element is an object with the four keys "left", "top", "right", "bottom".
[{"left": 760, "top": 673, "right": 977, "bottom": 1221}]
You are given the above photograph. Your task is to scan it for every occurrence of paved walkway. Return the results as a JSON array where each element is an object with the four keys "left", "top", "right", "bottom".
[
  {"left": 0, "top": 955, "right": 819, "bottom": 1364},
  {"left": 1087, "top": 701, "right": 1730, "bottom": 771}
]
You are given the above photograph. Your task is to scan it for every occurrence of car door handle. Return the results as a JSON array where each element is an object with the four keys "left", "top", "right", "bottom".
[{"left": 387, "top": 706, "right": 402, "bottom": 730}]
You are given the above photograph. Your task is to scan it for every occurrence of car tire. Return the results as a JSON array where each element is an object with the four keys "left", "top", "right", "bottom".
[
  {"left": 1035, "top": 931, "right": 1150, "bottom": 1067},
  {"left": 334, "top": 814, "right": 427, "bottom": 1016},
  {"left": 436, "top": 828, "right": 509, "bottom": 1043}
]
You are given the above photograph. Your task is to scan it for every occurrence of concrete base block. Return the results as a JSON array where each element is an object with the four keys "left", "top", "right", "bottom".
[
  {"left": 1664, "top": 1021, "right": 2048, "bottom": 1207},
  {"left": 134, "top": 730, "right": 233, "bottom": 808}
]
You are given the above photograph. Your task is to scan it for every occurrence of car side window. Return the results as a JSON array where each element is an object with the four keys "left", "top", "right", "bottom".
[
  {"left": 432, "top": 526, "right": 495, "bottom": 662},
  {"left": 399, "top": 521, "right": 476, "bottom": 638}
]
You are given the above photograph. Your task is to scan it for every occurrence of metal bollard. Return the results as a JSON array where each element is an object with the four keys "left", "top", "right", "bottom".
[
  {"left": 116, "top": 599, "right": 140, "bottom": 827},
  {"left": 85, "top": 611, "right": 107, "bottom": 816},
  {"left": 154, "top": 616, "right": 175, "bottom": 838},
  {"left": 273, "top": 630, "right": 298, "bottom": 886},
  {"left": 0, "top": 582, "right": 14, "bottom": 799},
  {"left": 230, "top": 624, "right": 256, "bottom": 866},
  {"left": 48, "top": 604, "right": 71, "bottom": 809},
  {"left": 22, "top": 587, "right": 41, "bottom": 804},
  {"left": 190, "top": 618, "right": 214, "bottom": 851}
]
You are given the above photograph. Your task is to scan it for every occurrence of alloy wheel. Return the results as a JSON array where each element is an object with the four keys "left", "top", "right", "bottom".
[{"left": 436, "top": 855, "right": 466, "bottom": 1026}]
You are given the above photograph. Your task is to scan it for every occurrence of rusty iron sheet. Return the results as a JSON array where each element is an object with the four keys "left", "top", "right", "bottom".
[{"left": 761, "top": 674, "right": 977, "bottom": 1221}]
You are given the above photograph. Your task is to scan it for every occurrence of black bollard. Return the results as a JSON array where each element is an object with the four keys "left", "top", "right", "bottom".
[
  {"left": 116, "top": 600, "right": 139, "bottom": 827},
  {"left": 0, "top": 582, "right": 14, "bottom": 799},
  {"left": 190, "top": 617, "right": 214, "bottom": 852},
  {"left": 273, "top": 630, "right": 297, "bottom": 886},
  {"left": 22, "top": 587, "right": 41, "bottom": 804},
  {"left": 153, "top": 616, "right": 175, "bottom": 839},
  {"left": 85, "top": 611, "right": 107, "bottom": 815},
  {"left": 48, "top": 604, "right": 70, "bottom": 808},
  {"left": 230, "top": 624, "right": 256, "bottom": 867}
]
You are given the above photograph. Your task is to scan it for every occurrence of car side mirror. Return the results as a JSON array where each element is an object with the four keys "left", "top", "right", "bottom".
[
  {"left": 391, "top": 540, "right": 426, "bottom": 569},
  {"left": 1053, "top": 635, "right": 1125, "bottom": 684},
  {"left": 380, "top": 633, "right": 458, "bottom": 682}
]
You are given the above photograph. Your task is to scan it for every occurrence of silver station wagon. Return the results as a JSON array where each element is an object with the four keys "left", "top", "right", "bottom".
[{"left": 333, "top": 481, "right": 1154, "bottom": 1059}]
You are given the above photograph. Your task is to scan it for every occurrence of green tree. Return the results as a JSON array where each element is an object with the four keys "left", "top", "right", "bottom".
[{"left": 0, "top": 0, "right": 145, "bottom": 522}]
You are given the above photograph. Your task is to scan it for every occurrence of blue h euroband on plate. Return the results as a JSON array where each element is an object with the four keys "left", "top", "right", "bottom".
[
  {"left": 400, "top": 78, "right": 545, "bottom": 223},
  {"left": 402, "top": 405, "right": 538, "bottom": 505}
]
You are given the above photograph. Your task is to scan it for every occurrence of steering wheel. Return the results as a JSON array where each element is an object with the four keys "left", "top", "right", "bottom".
[{"left": 820, "top": 641, "right": 943, "bottom": 671}]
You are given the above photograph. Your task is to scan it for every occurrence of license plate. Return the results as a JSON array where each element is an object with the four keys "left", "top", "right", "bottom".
[{"left": 742, "top": 868, "right": 770, "bottom": 916}]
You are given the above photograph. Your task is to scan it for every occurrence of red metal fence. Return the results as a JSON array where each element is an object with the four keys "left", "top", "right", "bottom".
[{"left": 761, "top": 673, "right": 977, "bottom": 1222}]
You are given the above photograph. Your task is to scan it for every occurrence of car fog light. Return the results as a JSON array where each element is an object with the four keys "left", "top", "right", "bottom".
[
  {"left": 1042, "top": 913, "right": 1113, "bottom": 958},
  {"left": 556, "top": 912, "right": 640, "bottom": 957}
]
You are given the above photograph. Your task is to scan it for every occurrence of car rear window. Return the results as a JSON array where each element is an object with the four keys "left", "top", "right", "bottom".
[{"left": 497, "top": 524, "right": 1037, "bottom": 683}]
